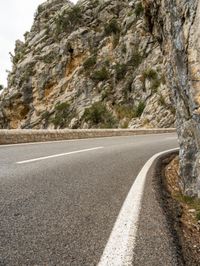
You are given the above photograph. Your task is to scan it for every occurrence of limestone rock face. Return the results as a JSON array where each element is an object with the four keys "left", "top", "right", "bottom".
[
  {"left": 0, "top": 0, "right": 175, "bottom": 130},
  {"left": 142, "top": 0, "right": 200, "bottom": 197}
]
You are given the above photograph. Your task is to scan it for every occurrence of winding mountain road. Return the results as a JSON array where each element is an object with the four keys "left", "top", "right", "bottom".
[{"left": 0, "top": 134, "right": 178, "bottom": 265}]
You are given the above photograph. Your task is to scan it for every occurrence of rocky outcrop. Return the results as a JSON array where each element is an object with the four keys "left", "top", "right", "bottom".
[
  {"left": 0, "top": 0, "right": 175, "bottom": 130},
  {"left": 142, "top": 0, "right": 200, "bottom": 197}
]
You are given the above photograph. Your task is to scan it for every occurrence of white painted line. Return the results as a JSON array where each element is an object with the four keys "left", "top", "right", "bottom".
[
  {"left": 16, "top": 146, "right": 104, "bottom": 164},
  {"left": 98, "top": 147, "right": 179, "bottom": 266}
]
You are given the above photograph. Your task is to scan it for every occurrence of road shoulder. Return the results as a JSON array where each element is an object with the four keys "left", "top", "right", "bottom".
[{"left": 132, "top": 152, "right": 184, "bottom": 266}]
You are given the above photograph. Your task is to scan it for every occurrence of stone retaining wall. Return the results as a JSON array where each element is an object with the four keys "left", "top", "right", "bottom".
[{"left": 0, "top": 128, "right": 176, "bottom": 145}]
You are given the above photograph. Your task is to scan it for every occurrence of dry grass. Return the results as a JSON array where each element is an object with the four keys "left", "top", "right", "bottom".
[{"left": 165, "top": 156, "right": 200, "bottom": 265}]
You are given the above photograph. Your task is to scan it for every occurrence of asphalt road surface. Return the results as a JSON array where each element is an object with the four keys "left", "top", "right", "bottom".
[{"left": 0, "top": 134, "right": 178, "bottom": 265}]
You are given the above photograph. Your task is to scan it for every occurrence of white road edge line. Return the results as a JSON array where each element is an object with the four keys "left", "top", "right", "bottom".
[
  {"left": 98, "top": 147, "right": 179, "bottom": 266},
  {"left": 16, "top": 146, "right": 104, "bottom": 164}
]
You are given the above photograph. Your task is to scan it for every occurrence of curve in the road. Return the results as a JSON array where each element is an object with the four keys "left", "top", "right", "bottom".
[
  {"left": 0, "top": 134, "right": 178, "bottom": 265},
  {"left": 98, "top": 148, "right": 179, "bottom": 266}
]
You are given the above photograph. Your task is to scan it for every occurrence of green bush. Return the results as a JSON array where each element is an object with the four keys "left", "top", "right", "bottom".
[
  {"left": 42, "top": 111, "right": 50, "bottom": 120},
  {"left": 196, "top": 211, "right": 200, "bottom": 221},
  {"left": 135, "top": 3, "right": 144, "bottom": 17},
  {"left": 51, "top": 101, "right": 70, "bottom": 128},
  {"left": 34, "top": 5, "right": 43, "bottom": 19},
  {"left": 83, "top": 55, "right": 97, "bottom": 69},
  {"left": 0, "top": 85, "right": 3, "bottom": 91},
  {"left": 51, "top": 116, "right": 63, "bottom": 128},
  {"left": 143, "top": 69, "right": 158, "bottom": 80},
  {"left": 151, "top": 79, "right": 161, "bottom": 93},
  {"left": 90, "top": 0, "right": 100, "bottom": 8},
  {"left": 55, "top": 6, "right": 82, "bottom": 34},
  {"left": 128, "top": 51, "right": 143, "bottom": 69},
  {"left": 43, "top": 52, "right": 56, "bottom": 64},
  {"left": 101, "top": 87, "right": 112, "bottom": 101},
  {"left": 13, "top": 51, "right": 25, "bottom": 64},
  {"left": 68, "top": 6, "right": 82, "bottom": 23},
  {"left": 105, "top": 19, "right": 120, "bottom": 35},
  {"left": 177, "top": 194, "right": 200, "bottom": 221},
  {"left": 142, "top": 69, "right": 161, "bottom": 92},
  {"left": 115, "top": 105, "right": 136, "bottom": 120},
  {"left": 55, "top": 14, "right": 68, "bottom": 34},
  {"left": 55, "top": 101, "right": 70, "bottom": 112},
  {"left": 115, "top": 64, "right": 127, "bottom": 81},
  {"left": 91, "top": 67, "right": 109, "bottom": 82},
  {"left": 14, "top": 55, "right": 21, "bottom": 64},
  {"left": 136, "top": 101, "right": 145, "bottom": 117},
  {"left": 83, "top": 102, "right": 117, "bottom": 128},
  {"left": 37, "top": 5, "right": 43, "bottom": 14},
  {"left": 104, "top": 59, "right": 110, "bottom": 67}
]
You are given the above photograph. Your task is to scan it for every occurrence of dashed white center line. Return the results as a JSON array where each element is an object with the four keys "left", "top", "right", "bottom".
[{"left": 16, "top": 146, "right": 104, "bottom": 164}]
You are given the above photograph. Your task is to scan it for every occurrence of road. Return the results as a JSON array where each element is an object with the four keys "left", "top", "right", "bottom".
[{"left": 0, "top": 134, "right": 178, "bottom": 265}]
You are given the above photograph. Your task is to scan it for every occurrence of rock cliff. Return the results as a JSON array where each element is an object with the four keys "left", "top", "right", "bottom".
[
  {"left": 0, "top": 0, "right": 175, "bottom": 130},
  {"left": 142, "top": 0, "right": 200, "bottom": 197}
]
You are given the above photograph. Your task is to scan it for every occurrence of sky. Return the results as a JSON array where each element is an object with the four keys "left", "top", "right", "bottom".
[{"left": 0, "top": 0, "right": 77, "bottom": 87}]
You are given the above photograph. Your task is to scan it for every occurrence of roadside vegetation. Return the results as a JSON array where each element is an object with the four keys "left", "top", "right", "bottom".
[
  {"left": 55, "top": 6, "right": 82, "bottom": 35},
  {"left": 51, "top": 101, "right": 71, "bottom": 128},
  {"left": 115, "top": 64, "right": 127, "bottom": 81},
  {"left": 91, "top": 67, "right": 109, "bottom": 82},
  {"left": 83, "top": 102, "right": 117, "bottom": 128},
  {"left": 104, "top": 19, "right": 120, "bottom": 36},
  {"left": 128, "top": 51, "right": 143, "bottom": 69},
  {"left": 134, "top": 3, "right": 144, "bottom": 17},
  {"left": 176, "top": 194, "right": 200, "bottom": 221},
  {"left": 136, "top": 101, "right": 145, "bottom": 117},
  {"left": 142, "top": 68, "right": 161, "bottom": 93},
  {"left": 83, "top": 55, "right": 97, "bottom": 69}
]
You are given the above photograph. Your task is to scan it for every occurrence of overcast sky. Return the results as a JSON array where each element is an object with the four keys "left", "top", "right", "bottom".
[{"left": 0, "top": 0, "right": 77, "bottom": 87}]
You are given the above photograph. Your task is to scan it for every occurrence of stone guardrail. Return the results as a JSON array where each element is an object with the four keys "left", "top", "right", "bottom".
[{"left": 0, "top": 128, "right": 176, "bottom": 145}]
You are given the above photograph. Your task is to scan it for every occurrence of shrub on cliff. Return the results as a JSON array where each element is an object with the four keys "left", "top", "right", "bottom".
[
  {"left": 128, "top": 51, "right": 143, "bottom": 69},
  {"left": 136, "top": 101, "right": 145, "bottom": 117},
  {"left": 91, "top": 67, "right": 109, "bottom": 82},
  {"left": 115, "top": 105, "right": 136, "bottom": 120},
  {"left": 104, "top": 19, "right": 120, "bottom": 35},
  {"left": 83, "top": 102, "right": 117, "bottom": 128},
  {"left": 68, "top": 6, "right": 82, "bottom": 23},
  {"left": 115, "top": 64, "right": 127, "bottom": 81},
  {"left": 142, "top": 68, "right": 161, "bottom": 92},
  {"left": 55, "top": 6, "right": 82, "bottom": 35},
  {"left": 151, "top": 79, "right": 161, "bottom": 92},
  {"left": 135, "top": 3, "right": 144, "bottom": 17},
  {"left": 83, "top": 55, "right": 97, "bottom": 69},
  {"left": 51, "top": 101, "right": 71, "bottom": 128},
  {"left": 142, "top": 68, "right": 158, "bottom": 80}
]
